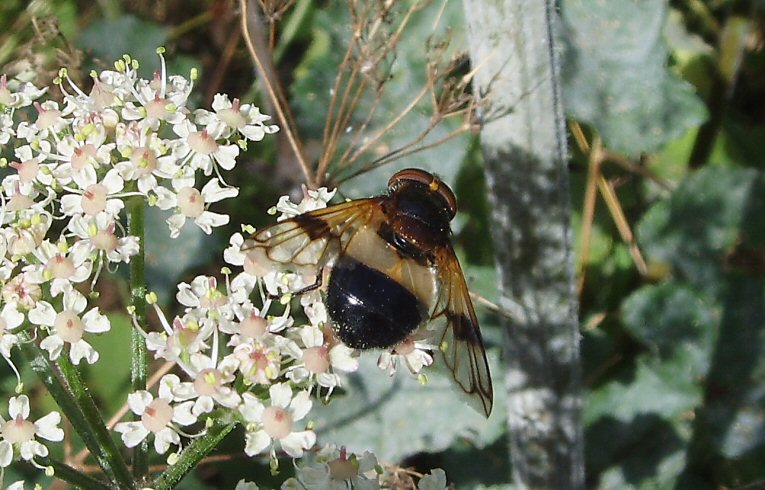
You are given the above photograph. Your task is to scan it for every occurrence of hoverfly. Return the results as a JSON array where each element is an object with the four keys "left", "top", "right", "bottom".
[{"left": 243, "top": 168, "right": 493, "bottom": 417}]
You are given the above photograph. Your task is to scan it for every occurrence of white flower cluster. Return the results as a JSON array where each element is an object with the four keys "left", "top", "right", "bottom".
[{"left": 0, "top": 50, "right": 276, "bottom": 479}]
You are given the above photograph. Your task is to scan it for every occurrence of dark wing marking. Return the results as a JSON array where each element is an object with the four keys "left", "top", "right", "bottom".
[
  {"left": 431, "top": 244, "right": 493, "bottom": 417},
  {"left": 243, "top": 198, "right": 385, "bottom": 267}
]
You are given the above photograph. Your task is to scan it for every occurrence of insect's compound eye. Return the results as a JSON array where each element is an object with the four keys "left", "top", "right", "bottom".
[{"left": 388, "top": 168, "right": 458, "bottom": 220}]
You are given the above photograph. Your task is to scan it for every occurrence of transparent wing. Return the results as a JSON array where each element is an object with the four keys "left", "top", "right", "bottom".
[
  {"left": 431, "top": 245, "right": 494, "bottom": 417},
  {"left": 243, "top": 198, "right": 385, "bottom": 266}
]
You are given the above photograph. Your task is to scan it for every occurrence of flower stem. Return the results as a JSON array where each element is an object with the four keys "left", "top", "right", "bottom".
[
  {"left": 37, "top": 456, "right": 114, "bottom": 490},
  {"left": 127, "top": 195, "right": 149, "bottom": 477},
  {"left": 19, "top": 334, "right": 136, "bottom": 489},
  {"left": 153, "top": 418, "right": 239, "bottom": 489}
]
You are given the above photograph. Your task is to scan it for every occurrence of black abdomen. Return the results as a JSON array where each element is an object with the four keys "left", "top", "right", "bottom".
[{"left": 327, "top": 255, "right": 425, "bottom": 349}]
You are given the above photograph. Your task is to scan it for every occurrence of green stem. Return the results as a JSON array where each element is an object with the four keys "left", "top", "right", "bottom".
[
  {"left": 57, "top": 354, "right": 136, "bottom": 489},
  {"left": 18, "top": 334, "right": 136, "bottom": 489},
  {"left": 127, "top": 196, "right": 149, "bottom": 477},
  {"left": 37, "top": 456, "right": 113, "bottom": 490},
  {"left": 153, "top": 419, "right": 239, "bottom": 490}
]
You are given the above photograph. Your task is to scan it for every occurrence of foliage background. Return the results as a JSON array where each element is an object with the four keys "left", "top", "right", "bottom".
[{"left": 0, "top": 0, "right": 764, "bottom": 488}]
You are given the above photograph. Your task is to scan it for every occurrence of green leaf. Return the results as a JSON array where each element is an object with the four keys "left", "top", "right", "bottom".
[
  {"left": 76, "top": 15, "right": 168, "bottom": 78},
  {"left": 622, "top": 282, "right": 719, "bottom": 378},
  {"left": 560, "top": 0, "right": 707, "bottom": 154},
  {"left": 84, "top": 314, "right": 133, "bottom": 414},
  {"left": 312, "top": 352, "right": 505, "bottom": 463},
  {"left": 622, "top": 165, "right": 765, "bottom": 478},
  {"left": 638, "top": 166, "right": 761, "bottom": 294},
  {"left": 585, "top": 357, "right": 699, "bottom": 488},
  {"left": 701, "top": 276, "right": 765, "bottom": 460}
]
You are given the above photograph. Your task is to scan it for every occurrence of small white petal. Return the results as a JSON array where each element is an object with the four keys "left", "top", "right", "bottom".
[
  {"left": 9, "top": 395, "right": 30, "bottom": 419},
  {"left": 40, "top": 335, "right": 64, "bottom": 361},
  {"left": 158, "top": 374, "right": 182, "bottom": 400},
  {"left": 234, "top": 479, "right": 260, "bottom": 490},
  {"left": 34, "top": 411, "right": 64, "bottom": 441},
  {"left": 269, "top": 383, "right": 292, "bottom": 409},
  {"left": 214, "top": 144, "right": 239, "bottom": 169},
  {"left": 329, "top": 345, "right": 359, "bottom": 372},
  {"left": 102, "top": 168, "right": 125, "bottom": 193},
  {"left": 172, "top": 401, "right": 197, "bottom": 426},
  {"left": 63, "top": 287, "right": 87, "bottom": 313},
  {"left": 0, "top": 441, "right": 13, "bottom": 467},
  {"left": 153, "top": 427, "right": 179, "bottom": 454},
  {"left": 194, "top": 211, "right": 229, "bottom": 234},
  {"left": 240, "top": 125, "right": 266, "bottom": 142},
  {"left": 279, "top": 430, "right": 316, "bottom": 458},
  {"left": 127, "top": 391, "right": 153, "bottom": 415},
  {"left": 71, "top": 164, "right": 97, "bottom": 189},
  {"left": 175, "top": 283, "right": 199, "bottom": 308},
  {"left": 166, "top": 213, "right": 186, "bottom": 239},
  {"left": 239, "top": 393, "right": 264, "bottom": 423},
  {"left": 300, "top": 325, "right": 323, "bottom": 349},
  {"left": 192, "top": 397, "right": 214, "bottom": 417},
  {"left": 154, "top": 186, "right": 177, "bottom": 210},
  {"left": 69, "top": 339, "right": 99, "bottom": 365},
  {"left": 82, "top": 308, "right": 111, "bottom": 333},
  {"left": 20, "top": 440, "right": 48, "bottom": 461},
  {"left": 200, "top": 178, "right": 238, "bottom": 203},
  {"left": 289, "top": 391, "right": 312, "bottom": 421},
  {"left": 1, "top": 302, "right": 24, "bottom": 329},
  {"left": 28, "top": 301, "right": 56, "bottom": 326},
  {"left": 418, "top": 469, "right": 448, "bottom": 490},
  {"left": 114, "top": 421, "right": 149, "bottom": 448},
  {"left": 170, "top": 381, "right": 198, "bottom": 400},
  {"left": 243, "top": 429, "right": 271, "bottom": 456}
]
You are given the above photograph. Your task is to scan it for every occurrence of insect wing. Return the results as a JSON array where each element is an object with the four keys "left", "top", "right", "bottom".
[
  {"left": 432, "top": 246, "right": 494, "bottom": 417},
  {"left": 245, "top": 198, "right": 384, "bottom": 267}
]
